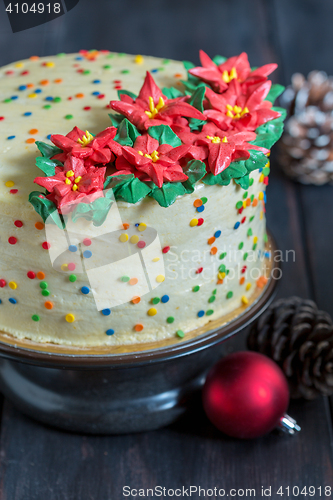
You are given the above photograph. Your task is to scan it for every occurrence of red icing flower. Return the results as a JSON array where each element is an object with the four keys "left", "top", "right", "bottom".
[
  {"left": 204, "top": 80, "right": 281, "bottom": 132},
  {"left": 112, "top": 134, "right": 191, "bottom": 188},
  {"left": 51, "top": 126, "right": 119, "bottom": 166},
  {"left": 109, "top": 72, "right": 205, "bottom": 132},
  {"left": 179, "top": 122, "right": 267, "bottom": 175},
  {"left": 189, "top": 50, "right": 277, "bottom": 94},
  {"left": 34, "top": 155, "right": 106, "bottom": 211}
]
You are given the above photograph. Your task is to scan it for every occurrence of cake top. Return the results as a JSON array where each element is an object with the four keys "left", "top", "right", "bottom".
[{"left": 0, "top": 49, "right": 286, "bottom": 226}]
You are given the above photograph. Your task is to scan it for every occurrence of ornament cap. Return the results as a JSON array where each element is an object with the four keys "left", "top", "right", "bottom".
[{"left": 278, "top": 413, "right": 301, "bottom": 435}]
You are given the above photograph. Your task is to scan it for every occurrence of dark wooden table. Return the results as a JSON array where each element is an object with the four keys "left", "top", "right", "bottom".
[{"left": 1, "top": 1, "right": 333, "bottom": 498}]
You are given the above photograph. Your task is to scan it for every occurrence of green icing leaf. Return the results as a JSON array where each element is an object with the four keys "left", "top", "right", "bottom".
[
  {"left": 104, "top": 174, "right": 151, "bottom": 204},
  {"left": 28, "top": 191, "right": 64, "bottom": 229},
  {"left": 117, "top": 89, "right": 137, "bottom": 100},
  {"left": 71, "top": 197, "right": 114, "bottom": 227},
  {"left": 149, "top": 182, "right": 186, "bottom": 208},
  {"left": 162, "top": 86, "right": 184, "bottom": 99},
  {"left": 35, "top": 141, "right": 62, "bottom": 159},
  {"left": 234, "top": 175, "right": 250, "bottom": 190},
  {"left": 109, "top": 113, "right": 125, "bottom": 127},
  {"left": 212, "top": 55, "right": 227, "bottom": 65},
  {"left": 35, "top": 157, "right": 62, "bottom": 177},
  {"left": 202, "top": 162, "right": 248, "bottom": 186},
  {"left": 189, "top": 118, "right": 206, "bottom": 132},
  {"left": 182, "top": 160, "right": 206, "bottom": 193},
  {"left": 187, "top": 86, "right": 205, "bottom": 113},
  {"left": 148, "top": 125, "right": 181, "bottom": 147},
  {"left": 265, "top": 84, "right": 285, "bottom": 104},
  {"left": 250, "top": 107, "right": 287, "bottom": 149},
  {"left": 114, "top": 118, "right": 140, "bottom": 146},
  {"left": 244, "top": 150, "right": 267, "bottom": 172},
  {"left": 104, "top": 173, "right": 135, "bottom": 190}
]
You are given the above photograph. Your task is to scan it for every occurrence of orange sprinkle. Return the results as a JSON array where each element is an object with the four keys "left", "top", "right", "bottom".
[
  {"left": 208, "top": 237, "right": 216, "bottom": 245},
  {"left": 35, "top": 222, "right": 44, "bottom": 230},
  {"left": 40, "top": 79, "right": 49, "bottom": 85},
  {"left": 129, "top": 278, "right": 138, "bottom": 286},
  {"left": 44, "top": 301, "right": 53, "bottom": 310},
  {"left": 252, "top": 199, "right": 258, "bottom": 207},
  {"left": 193, "top": 199, "right": 202, "bottom": 208},
  {"left": 210, "top": 247, "right": 217, "bottom": 255},
  {"left": 26, "top": 83, "right": 34, "bottom": 88},
  {"left": 76, "top": 93, "right": 84, "bottom": 98},
  {"left": 122, "top": 223, "right": 130, "bottom": 229},
  {"left": 37, "top": 272, "right": 45, "bottom": 280},
  {"left": 30, "top": 56, "right": 39, "bottom": 61},
  {"left": 217, "top": 279, "right": 224, "bottom": 285},
  {"left": 26, "top": 138, "right": 35, "bottom": 144},
  {"left": 174, "top": 73, "right": 183, "bottom": 78},
  {"left": 256, "top": 276, "right": 268, "bottom": 288},
  {"left": 246, "top": 198, "right": 251, "bottom": 206},
  {"left": 239, "top": 277, "right": 245, "bottom": 285},
  {"left": 131, "top": 296, "right": 141, "bottom": 304},
  {"left": 54, "top": 78, "right": 63, "bottom": 84},
  {"left": 29, "top": 129, "right": 38, "bottom": 134},
  {"left": 134, "top": 324, "right": 144, "bottom": 332}
]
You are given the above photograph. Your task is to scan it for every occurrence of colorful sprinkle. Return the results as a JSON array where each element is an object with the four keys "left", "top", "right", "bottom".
[
  {"left": 226, "top": 291, "right": 233, "bottom": 299},
  {"left": 32, "top": 314, "right": 40, "bottom": 321},
  {"left": 152, "top": 297, "right": 160, "bottom": 305},
  {"left": 131, "top": 296, "right": 141, "bottom": 304},
  {"left": 206, "top": 309, "right": 214, "bottom": 316},
  {"left": 137, "top": 241, "right": 146, "bottom": 248},
  {"left": 119, "top": 233, "right": 129, "bottom": 242},
  {"left": 81, "top": 286, "right": 90, "bottom": 294},
  {"left": 156, "top": 275, "right": 165, "bottom": 283},
  {"left": 69, "top": 274, "right": 77, "bottom": 282},
  {"left": 176, "top": 330, "right": 185, "bottom": 338},
  {"left": 193, "top": 286, "right": 200, "bottom": 292},
  {"left": 197, "top": 310, "right": 205, "bottom": 317},
  {"left": 242, "top": 296, "right": 249, "bottom": 305},
  {"left": 27, "top": 271, "right": 35, "bottom": 279},
  {"left": 83, "top": 250, "right": 92, "bottom": 258},
  {"left": 8, "top": 236, "right": 17, "bottom": 245},
  {"left": 162, "top": 246, "right": 170, "bottom": 254},
  {"left": 8, "top": 281, "right": 17, "bottom": 290},
  {"left": 167, "top": 316, "right": 175, "bottom": 323},
  {"left": 83, "top": 238, "right": 92, "bottom": 246},
  {"left": 120, "top": 276, "right": 130, "bottom": 282},
  {"left": 36, "top": 272, "right": 45, "bottom": 280},
  {"left": 148, "top": 308, "right": 157, "bottom": 316},
  {"left": 190, "top": 218, "right": 198, "bottom": 227},
  {"left": 161, "top": 295, "right": 169, "bottom": 303},
  {"left": 44, "top": 301, "right": 53, "bottom": 310},
  {"left": 69, "top": 245, "right": 78, "bottom": 252},
  {"left": 14, "top": 220, "right": 23, "bottom": 227},
  {"left": 35, "top": 222, "right": 44, "bottom": 230},
  {"left": 42, "top": 241, "right": 50, "bottom": 250},
  {"left": 130, "top": 235, "right": 139, "bottom": 244},
  {"left": 102, "top": 309, "right": 111, "bottom": 316},
  {"left": 134, "top": 324, "right": 144, "bottom": 332},
  {"left": 129, "top": 278, "right": 138, "bottom": 286},
  {"left": 9, "top": 298, "right": 17, "bottom": 304},
  {"left": 138, "top": 223, "right": 147, "bottom": 232},
  {"left": 0, "top": 280, "right": 6, "bottom": 288},
  {"left": 65, "top": 314, "right": 75, "bottom": 323}
]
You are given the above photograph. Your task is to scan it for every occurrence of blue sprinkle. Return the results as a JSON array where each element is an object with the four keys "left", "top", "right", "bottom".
[
  {"left": 7, "top": 136, "right": 15, "bottom": 140},
  {"left": 259, "top": 167, "right": 263, "bottom": 172},
  {"left": 93, "top": 79, "right": 101, "bottom": 84},
  {"left": 196, "top": 205, "right": 205, "bottom": 213},
  {"left": 68, "top": 245, "right": 78, "bottom": 252},
  {"left": 102, "top": 309, "right": 111, "bottom": 316},
  {"left": 264, "top": 192, "right": 267, "bottom": 203},
  {"left": 75, "top": 56, "right": 83, "bottom": 60},
  {"left": 47, "top": 134, "right": 51, "bottom": 140},
  {"left": 18, "top": 85, "right": 27, "bottom": 91},
  {"left": 135, "top": 223, "right": 139, "bottom": 227},
  {"left": 106, "top": 329, "right": 115, "bottom": 335},
  {"left": 45, "top": 96, "right": 53, "bottom": 101},
  {"left": 24, "top": 111, "right": 32, "bottom": 116},
  {"left": 214, "top": 230, "right": 221, "bottom": 238},
  {"left": 161, "top": 295, "right": 169, "bottom": 303},
  {"left": 151, "top": 69, "right": 158, "bottom": 73},
  {"left": 11, "top": 95, "right": 18, "bottom": 100},
  {"left": 264, "top": 251, "right": 271, "bottom": 258},
  {"left": 92, "top": 91, "right": 100, "bottom": 96},
  {"left": 0, "top": 299, "right": 2, "bottom": 304},
  {"left": 34, "top": 89, "right": 42, "bottom": 94},
  {"left": 81, "top": 286, "right": 90, "bottom": 295},
  {"left": 9, "top": 298, "right": 17, "bottom": 304},
  {"left": 234, "top": 221, "right": 240, "bottom": 230},
  {"left": 197, "top": 310, "right": 205, "bottom": 318},
  {"left": 83, "top": 250, "right": 92, "bottom": 259}
]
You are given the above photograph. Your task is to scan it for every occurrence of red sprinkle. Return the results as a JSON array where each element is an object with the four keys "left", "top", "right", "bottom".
[
  {"left": 137, "top": 240, "right": 146, "bottom": 249},
  {"left": 113, "top": 80, "right": 121, "bottom": 84},
  {"left": 264, "top": 177, "right": 269, "bottom": 185},
  {"left": 0, "top": 117, "right": 4, "bottom": 121},
  {"left": 8, "top": 236, "right": 17, "bottom": 245},
  {"left": 42, "top": 241, "right": 50, "bottom": 250},
  {"left": 68, "top": 97, "right": 73, "bottom": 100},
  {"left": 0, "top": 279, "right": 6, "bottom": 288},
  {"left": 10, "top": 189, "right": 18, "bottom": 194},
  {"left": 5, "top": 70, "right": 14, "bottom": 75},
  {"left": 97, "top": 94, "right": 105, "bottom": 99},
  {"left": 83, "top": 238, "right": 92, "bottom": 246},
  {"left": 68, "top": 263, "right": 76, "bottom": 271},
  {"left": 21, "top": 70, "right": 29, "bottom": 75},
  {"left": 238, "top": 207, "right": 243, "bottom": 214},
  {"left": 162, "top": 246, "right": 170, "bottom": 254},
  {"left": 83, "top": 106, "right": 91, "bottom": 111},
  {"left": 27, "top": 271, "right": 36, "bottom": 279},
  {"left": 196, "top": 267, "right": 203, "bottom": 274},
  {"left": 197, "top": 218, "right": 204, "bottom": 226},
  {"left": 14, "top": 220, "right": 23, "bottom": 227},
  {"left": 241, "top": 266, "right": 247, "bottom": 274},
  {"left": 241, "top": 217, "right": 246, "bottom": 224}
]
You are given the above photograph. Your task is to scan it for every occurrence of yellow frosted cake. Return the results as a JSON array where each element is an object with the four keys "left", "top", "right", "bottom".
[{"left": 0, "top": 50, "right": 285, "bottom": 347}]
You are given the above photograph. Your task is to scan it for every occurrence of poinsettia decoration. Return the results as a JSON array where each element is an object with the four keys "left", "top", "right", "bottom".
[{"left": 29, "top": 50, "right": 286, "bottom": 226}]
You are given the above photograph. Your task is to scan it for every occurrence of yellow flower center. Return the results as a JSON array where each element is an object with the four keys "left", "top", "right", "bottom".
[
  {"left": 138, "top": 150, "right": 160, "bottom": 162},
  {"left": 64, "top": 170, "right": 82, "bottom": 191},
  {"left": 222, "top": 67, "right": 237, "bottom": 83},
  {"left": 77, "top": 130, "right": 94, "bottom": 146},
  {"left": 145, "top": 96, "right": 165, "bottom": 119},
  {"left": 206, "top": 135, "right": 228, "bottom": 144},
  {"left": 226, "top": 104, "right": 249, "bottom": 120}
]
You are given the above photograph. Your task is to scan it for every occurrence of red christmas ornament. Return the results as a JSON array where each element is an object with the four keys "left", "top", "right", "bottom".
[{"left": 202, "top": 351, "right": 290, "bottom": 439}]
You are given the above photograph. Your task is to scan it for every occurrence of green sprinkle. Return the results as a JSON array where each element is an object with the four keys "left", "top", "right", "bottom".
[
  {"left": 118, "top": 53, "right": 126, "bottom": 57},
  {"left": 192, "top": 285, "right": 200, "bottom": 292},
  {"left": 176, "top": 330, "right": 185, "bottom": 338},
  {"left": 219, "top": 264, "right": 226, "bottom": 273},
  {"left": 252, "top": 243, "right": 257, "bottom": 251},
  {"left": 152, "top": 297, "right": 160, "bottom": 304},
  {"left": 226, "top": 291, "right": 233, "bottom": 299},
  {"left": 53, "top": 97, "right": 61, "bottom": 103},
  {"left": 236, "top": 201, "right": 243, "bottom": 209},
  {"left": 263, "top": 166, "right": 270, "bottom": 176},
  {"left": 43, "top": 104, "right": 52, "bottom": 109},
  {"left": 238, "top": 242, "right": 244, "bottom": 250},
  {"left": 32, "top": 314, "right": 40, "bottom": 322},
  {"left": 121, "top": 69, "right": 130, "bottom": 74},
  {"left": 212, "top": 289, "right": 217, "bottom": 295},
  {"left": 103, "top": 65, "right": 112, "bottom": 69},
  {"left": 226, "top": 269, "right": 230, "bottom": 275},
  {"left": 250, "top": 194, "right": 254, "bottom": 202},
  {"left": 65, "top": 114, "right": 73, "bottom": 120},
  {"left": 243, "top": 252, "right": 248, "bottom": 261},
  {"left": 120, "top": 276, "right": 130, "bottom": 282},
  {"left": 4, "top": 99, "right": 11, "bottom": 103},
  {"left": 162, "top": 59, "right": 170, "bottom": 64},
  {"left": 201, "top": 197, "right": 208, "bottom": 204},
  {"left": 40, "top": 282, "right": 48, "bottom": 290},
  {"left": 247, "top": 228, "right": 253, "bottom": 237},
  {"left": 167, "top": 316, "right": 175, "bottom": 324},
  {"left": 206, "top": 309, "right": 214, "bottom": 316},
  {"left": 264, "top": 233, "right": 268, "bottom": 243},
  {"left": 208, "top": 296, "right": 216, "bottom": 303},
  {"left": 42, "top": 290, "right": 50, "bottom": 297},
  {"left": 107, "top": 53, "right": 114, "bottom": 58},
  {"left": 249, "top": 178, "right": 254, "bottom": 186},
  {"left": 57, "top": 53, "right": 65, "bottom": 57},
  {"left": 158, "top": 67, "right": 165, "bottom": 71},
  {"left": 69, "top": 274, "right": 77, "bottom": 282},
  {"left": 243, "top": 191, "right": 248, "bottom": 199},
  {"left": 83, "top": 70, "right": 91, "bottom": 75},
  {"left": 219, "top": 252, "right": 227, "bottom": 260},
  {"left": 249, "top": 216, "right": 255, "bottom": 222}
]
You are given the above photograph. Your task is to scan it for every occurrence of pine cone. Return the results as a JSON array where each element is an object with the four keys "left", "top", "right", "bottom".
[
  {"left": 247, "top": 297, "right": 333, "bottom": 399},
  {"left": 279, "top": 71, "right": 333, "bottom": 185}
]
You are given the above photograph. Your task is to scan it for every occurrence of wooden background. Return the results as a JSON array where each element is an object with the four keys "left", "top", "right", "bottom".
[{"left": 0, "top": 0, "right": 333, "bottom": 498}]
